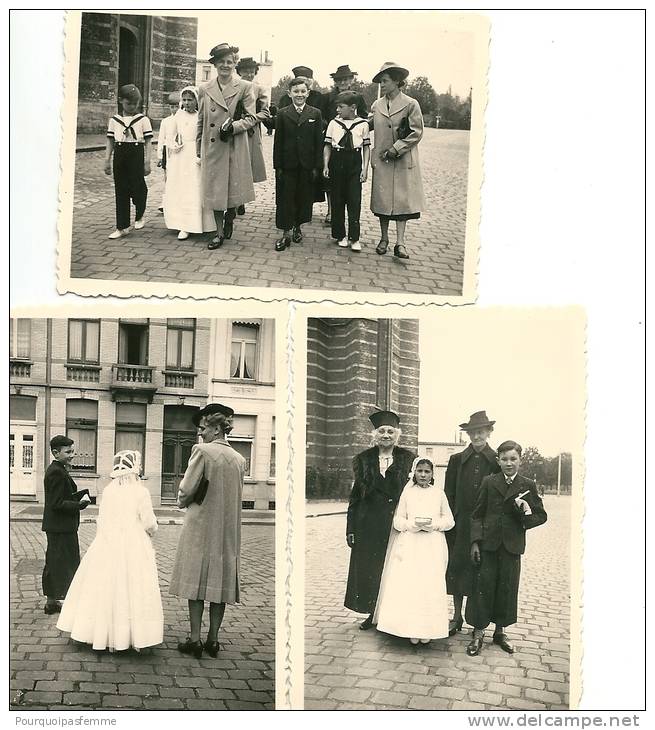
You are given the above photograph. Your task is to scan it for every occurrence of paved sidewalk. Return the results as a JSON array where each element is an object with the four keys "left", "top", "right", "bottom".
[
  {"left": 68, "top": 129, "right": 470, "bottom": 296},
  {"left": 10, "top": 522, "right": 275, "bottom": 710},
  {"left": 305, "top": 495, "right": 571, "bottom": 710}
]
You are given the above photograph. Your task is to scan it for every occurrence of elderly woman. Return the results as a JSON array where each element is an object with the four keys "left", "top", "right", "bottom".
[
  {"left": 169, "top": 403, "right": 245, "bottom": 658},
  {"left": 369, "top": 62, "right": 425, "bottom": 260},
  {"left": 344, "top": 410, "right": 416, "bottom": 630},
  {"left": 197, "top": 44, "right": 257, "bottom": 250}
]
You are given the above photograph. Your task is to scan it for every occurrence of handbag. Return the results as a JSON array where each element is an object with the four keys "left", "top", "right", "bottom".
[{"left": 397, "top": 114, "right": 411, "bottom": 140}]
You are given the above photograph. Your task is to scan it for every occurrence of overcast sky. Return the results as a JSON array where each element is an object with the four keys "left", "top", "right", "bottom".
[
  {"left": 418, "top": 309, "right": 585, "bottom": 457},
  {"left": 196, "top": 10, "right": 475, "bottom": 97}
]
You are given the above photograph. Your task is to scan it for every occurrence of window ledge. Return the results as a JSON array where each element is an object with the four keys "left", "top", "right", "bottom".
[
  {"left": 69, "top": 472, "right": 100, "bottom": 479},
  {"left": 244, "top": 477, "right": 257, "bottom": 484},
  {"left": 66, "top": 363, "right": 102, "bottom": 370},
  {"left": 267, "top": 478, "right": 276, "bottom": 484}
]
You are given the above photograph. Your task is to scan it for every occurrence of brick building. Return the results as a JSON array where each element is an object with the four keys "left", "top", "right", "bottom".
[
  {"left": 9, "top": 318, "right": 276, "bottom": 509},
  {"left": 306, "top": 318, "right": 420, "bottom": 498},
  {"left": 76, "top": 12, "right": 198, "bottom": 134}
]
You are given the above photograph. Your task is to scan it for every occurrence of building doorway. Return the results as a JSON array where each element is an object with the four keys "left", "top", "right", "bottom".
[
  {"left": 118, "top": 16, "right": 149, "bottom": 106},
  {"left": 161, "top": 405, "right": 198, "bottom": 502},
  {"left": 10, "top": 425, "right": 37, "bottom": 497}
]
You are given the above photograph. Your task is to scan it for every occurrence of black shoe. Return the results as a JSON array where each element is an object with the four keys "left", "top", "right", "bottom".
[
  {"left": 205, "top": 639, "right": 220, "bottom": 658},
  {"left": 393, "top": 244, "right": 410, "bottom": 259},
  {"left": 359, "top": 614, "right": 374, "bottom": 631},
  {"left": 208, "top": 235, "right": 224, "bottom": 250},
  {"left": 44, "top": 602, "right": 62, "bottom": 615},
  {"left": 466, "top": 634, "right": 484, "bottom": 656},
  {"left": 237, "top": 205, "right": 246, "bottom": 216},
  {"left": 223, "top": 220, "right": 234, "bottom": 240},
  {"left": 275, "top": 236, "right": 291, "bottom": 252},
  {"left": 177, "top": 638, "right": 204, "bottom": 659},
  {"left": 493, "top": 633, "right": 515, "bottom": 654},
  {"left": 448, "top": 617, "right": 464, "bottom": 636},
  {"left": 292, "top": 227, "right": 303, "bottom": 243},
  {"left": 376, "top": 239, "right": 389, "bottom": 255}
]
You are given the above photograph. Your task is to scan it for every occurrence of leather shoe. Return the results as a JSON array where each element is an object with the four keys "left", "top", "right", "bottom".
[
  {"left": 275, "top": 236, "right": 291, "bottom": 252},
  {"left": 292, "top": 227, "right": 303, "bottom": 243},
  {"left": 359, "top": 614, "right": 374, "bottom": 631},
  {"left": 223, "top": 220, "right": 234, "bottom": 240},
  {"left": 205, "top": 639, "right": 220, "bottom": 658},
  {"left": 44, "top": 602, "right": 62, "bottom": 615},
  {"left": 466, "top": 634, "right": 484, "bottom": 656},
  {"left": 493, "top": 633, "right": 514, "bottom": 654},
  {"left": 448, "top": 617, "right": 464, "bottom": 636},
  {"left": 393, "top": 244, "right": 410, "bottom": 259},
  {"left": 208, "top": 236, "right": 224, "bottom": 250},
  {"left": 237, "top": 205, "right": 246, "bottom": 216},
  {"left": 177, "top": 638, "right": 204, "bottom": 659},
  {"left": 376, "top": 239, "right": 389, "bottom": 255}
]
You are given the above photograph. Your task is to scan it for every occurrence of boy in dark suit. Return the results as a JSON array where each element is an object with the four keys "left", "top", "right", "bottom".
[
  {"left": 41, "top": 435, "right": 90, "bottom": 614},
  {"left": 465, "top": 440, "right": 547, "bottom": 656},
  {"left": 273, "top": 77, "right": 324, "bottom": 251}
]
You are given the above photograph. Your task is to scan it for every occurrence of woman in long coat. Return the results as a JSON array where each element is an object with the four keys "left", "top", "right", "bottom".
[
  {"left": 344, "top": 411, "right": 416, "bottom": 630},
  {"left": 235, "top": 57, "right": 269, "bottom": 185},
  {"left": 369, "top": 62, "right": 425, "bottom": 260},
  {"left": 170, "top": 403, "right": 245, "bottom": 658},
  {"left": 197, "top": 43, "right": 257, "bottom": 249}
]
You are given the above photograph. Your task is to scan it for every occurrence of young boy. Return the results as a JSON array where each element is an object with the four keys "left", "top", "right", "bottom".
[
  {"left": 465, "top": 440, "right": 547, "bottom": 656},
  {"left": 156, "top": 91, "right": 181, "bottom": 212},
  {"left": 41, "top": 436, "right": 91, "bottom": 615},
  {"left": 323, "top": 91, "right": 370, "bottom": 251},
  {"left": 273, "top": 77, "right": 324, "bottom": 251},
  {"left": 104, "top": 84, "right": 153, "bottom": 239}
]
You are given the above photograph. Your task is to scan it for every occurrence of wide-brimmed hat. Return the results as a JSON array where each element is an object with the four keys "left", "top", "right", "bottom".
[
  {"left": 118, "top": 84, "right": 142, "bottom": 103},
  {"left": 372, "top": 61, "right": 409, "bottom": 84},
  {"left": 292, "top": 65, "right": 314, "bottom": 79},
  {"left": 459, "top": 411, "right": 496, "bottom": 431},
  {"left": 331, "top": 64, "right": 357, "bottom": 80},
  {"left": 208, "top": 43, "right": 239, "bottom": 63},
  {"left": 237, "top": 57, "right": 259, "bottom": 72},
  {"left": 192, "top": 402, "right": 235, "bottom": 428},
  {"left": 369, "top": 410, "right": 401, "bottom": 429}
]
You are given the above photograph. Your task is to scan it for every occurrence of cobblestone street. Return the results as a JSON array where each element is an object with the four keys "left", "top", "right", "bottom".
[
  {"left": 305, "top": 495, "right": 570, "bottom": 711},
  {"left": 68, "top": 129, "right": 470, "bottom": 296},
  {"left": 10, "top": 521, "right": 275, "bottom": 711}
]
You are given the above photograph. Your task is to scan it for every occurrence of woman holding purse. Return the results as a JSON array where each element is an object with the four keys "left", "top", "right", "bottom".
[{"left": 369, "top": 62, "right": 425, "bottom": 260}]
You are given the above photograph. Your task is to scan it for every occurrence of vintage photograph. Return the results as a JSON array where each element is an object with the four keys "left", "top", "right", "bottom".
[
  {"left": 58, "top": 10, "right": 487, "bottom": 302},
  {"left": 9, "top": 315, "right": 276, "bottom": 710},
  {"left": 303, "top": 310, "right": 584, "bottom": 710}
]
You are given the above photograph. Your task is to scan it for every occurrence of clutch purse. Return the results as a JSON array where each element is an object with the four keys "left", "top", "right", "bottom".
[
  {"left": 397, "top": 114, "right": 411, "bottom": 140},
  {"left": 193, "top": 477, "right": 209, "bottom": 506},
  {"left": 415, "top": 516, "right": 432, "bottom": 526}
]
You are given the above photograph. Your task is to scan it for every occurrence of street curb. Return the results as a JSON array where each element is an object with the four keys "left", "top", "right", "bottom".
[
  {"left": 10, "top": 516, "right": 275, "bottom": 526},
  {"left": 306, "top": 510, "right": 348, "bottom": 518}
]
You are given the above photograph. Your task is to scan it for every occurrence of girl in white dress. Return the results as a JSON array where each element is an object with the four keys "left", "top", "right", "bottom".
[
  {"left": 57, "top": 451, "right": 164, "bottom": 652},
  {"left": 376, "top": 457, "right": 455, "bottom": 644},
  {"left": 163, "top": 86, "right": 216, "bottom": 240}
]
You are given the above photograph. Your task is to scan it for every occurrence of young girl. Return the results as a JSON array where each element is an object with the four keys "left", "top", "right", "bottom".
[
  {"left": 375, "top": 457, "right": 454, "bottom": 645},
  {"left": 163, "top": 86, "right": 216, "bottom": 240},
  {"left": 104, "top": 84, "right": 153, "bottom": 239},
  {"left": 57, "top": 451, "right": 164, "bottom": 652}
]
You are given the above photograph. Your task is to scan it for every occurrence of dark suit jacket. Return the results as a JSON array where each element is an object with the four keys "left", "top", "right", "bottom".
[
  {"left": 444, "top": 444, "right": 500, "bottom": 518},
  {"left": 273, "top": 104, "right": 324, "bottom": 171},
  {"left": 41, "top": 461, "right": 86, "bottom": 534},
  {"left": 321, "top": 90, "right": 368, "bottom": 125},
  {"left": 470, "top": 472, "right": 547, "bottom": 555}
]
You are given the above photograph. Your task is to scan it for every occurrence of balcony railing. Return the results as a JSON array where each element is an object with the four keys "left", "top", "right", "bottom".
[
  {"left": 110, "top": 364, "right": 158, "bottom": 401},
  {"left": 163, "top": 370, "right": 197, "bottom": 389},
  {"left": 66, "top": 363, "right": 101, "bottom": 382},
  {"left": 10, "top": 359, "right": 32, "bottom": 378}
]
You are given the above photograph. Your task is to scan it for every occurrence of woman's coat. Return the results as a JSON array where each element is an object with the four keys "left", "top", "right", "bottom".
[
  {"left": 196, "top": 76, "right": 257, "bottom": 211},
  {"left": 248, "top": 80, "right": 268, "bottom": 183},
  {"left": 370, "top": 91, "right": 425, "bottom": 216}
]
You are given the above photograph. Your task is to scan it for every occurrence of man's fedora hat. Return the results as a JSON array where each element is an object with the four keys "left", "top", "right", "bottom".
[
  {"left": 331, "top": 64, "right": 357, "bottom": 79},
  {"left": 459, "top": 411, "right": 496, "bottom": 431},
  {"left": 237, "top": 57, "right": 259, "bottom": 72},
  {"left": 208, "top": 43, "right": 239, "bottom": 63},
  {"left": 369, "top": 410, "right": 401, "bottom": 429},
  {"left": 292, "top": 65, "right": 314, "bottom": 79},
  {"left": 192, "top": 402, "right": 235, "bottom": 428},
  {"left": 372, "top": 62, "right": 409, "bottom": 84}
]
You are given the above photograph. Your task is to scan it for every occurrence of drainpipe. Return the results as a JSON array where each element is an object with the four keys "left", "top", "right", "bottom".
[{"left": 44, "top": 319, "right": 52, "bottom": 472}]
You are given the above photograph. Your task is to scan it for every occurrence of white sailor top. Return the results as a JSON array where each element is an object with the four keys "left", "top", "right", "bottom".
[
  {"left": 324, "top": 116, "right": 371, "bottom": 150},
  {"left": 107, "top": 114, "right": 154, "bottom": 144}
]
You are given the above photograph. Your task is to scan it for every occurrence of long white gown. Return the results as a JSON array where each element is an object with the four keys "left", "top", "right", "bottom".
[
  {"left": 163, "top": 108, "right": 215, "bottom": 233},
  {"left": 375, "top": 483, "right": 455, "bottom": 640},
  {"left": 57, "top": 479, "right": 164, "bottom": 651}
]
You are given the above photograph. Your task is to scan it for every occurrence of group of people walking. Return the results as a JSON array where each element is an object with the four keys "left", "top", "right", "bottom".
[
  {"left": 345, "top": 410, "right": 548, "bottom": 655},
  {"left": 40, "top": 403, "right": 245, "bottom": 658},
  {"left": 104, "top": 44, "right": 426, "bottom": 259}
]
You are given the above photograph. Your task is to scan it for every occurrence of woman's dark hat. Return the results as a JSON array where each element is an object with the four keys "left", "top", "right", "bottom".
[
  {"left": 369, "top": 410, "right": 400, "bottom": 429},
  {"left": 208, "top": 43, "right": 239, "bottom": 63},
  {"left": 459, "top": 411, "right": 496, "bottom": 431},
  {"left": 192, "top": 403, "right": 235, "bottom": 427},
  {"left": 118, "top": 84, "right": 142, "bottom": 103},
  {"left": 372, "top": 61, "right": 409, "bottom": 84},
  {"left": 331, "top": 64, "right": 357, "bottom": 79},
  {"left": 292, "top": 65, "right": 314, "bottom": 79},
  {"left": 237, "top": 57, "right": 259, "bottom": 72}
]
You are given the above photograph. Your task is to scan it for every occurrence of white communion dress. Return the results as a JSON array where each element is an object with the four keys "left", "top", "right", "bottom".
[
  {"left": 57, "top": 476, "right": 164, "bottom": 651},
  {"left": 163, "top": 101, "right": 216, "bottom": 234},
  {"left": 375, "top": 483, "right": 455, "bottom": 640}
]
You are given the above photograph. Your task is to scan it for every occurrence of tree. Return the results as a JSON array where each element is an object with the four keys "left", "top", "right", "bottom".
[
  {"left": 270, "top": 75, "right": 293, "bottom": 105},
  {"left": 520, "top": 445, "right": 547, "bottom": 484},
  {"left": 404, "top": 76, "right": 438, "bottom": 116}
]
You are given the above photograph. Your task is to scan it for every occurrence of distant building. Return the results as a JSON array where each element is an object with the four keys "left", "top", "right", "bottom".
[
  {"left": 9, "top": 318, "right": 275, "bottom": 511},
  {"left": 418, "top": 439, "right": 466, "bottom": 488},
  {"left": 76, "top": 12, "right": 198, "bottom": 134},
  {"left": 306, "top": 318, "right": 420, "bottom": 497},
  {"left": 195, "top": 51, "right": 274, "bottom": 102}
]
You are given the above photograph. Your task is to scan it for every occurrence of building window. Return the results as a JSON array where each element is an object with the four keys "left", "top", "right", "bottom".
[
  {"left": 230, "top": 323, "right": 258, "bottom": 380},
  {"left": 66, "top": 399, "right": 98, "bottom": 472},
  {"left": 68, "top": 319, "right": 100, "bottom": 364},
  {"left": 376, "top": 319, "right": 392, "bottom": 409},
  {"left": 118, "top": 320, "right": 149, "bottom": 365},
  {"left": 10, "top": 319, "right": 31, "bottom": 359},
  {"left": 115, "top": 402, "right": 147, "bottom": 465},
  {"left": 9, "top": 395, "right": 37, "bottom": 422},
  {"left": 166, "top": 319, "right": 195, "bottom": 371},
  {"left": 203, "top": 66, "right": 211, "bottom": 81},
  {"left": 230, "top": 414, "right": 256, "bottom": 477}
]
